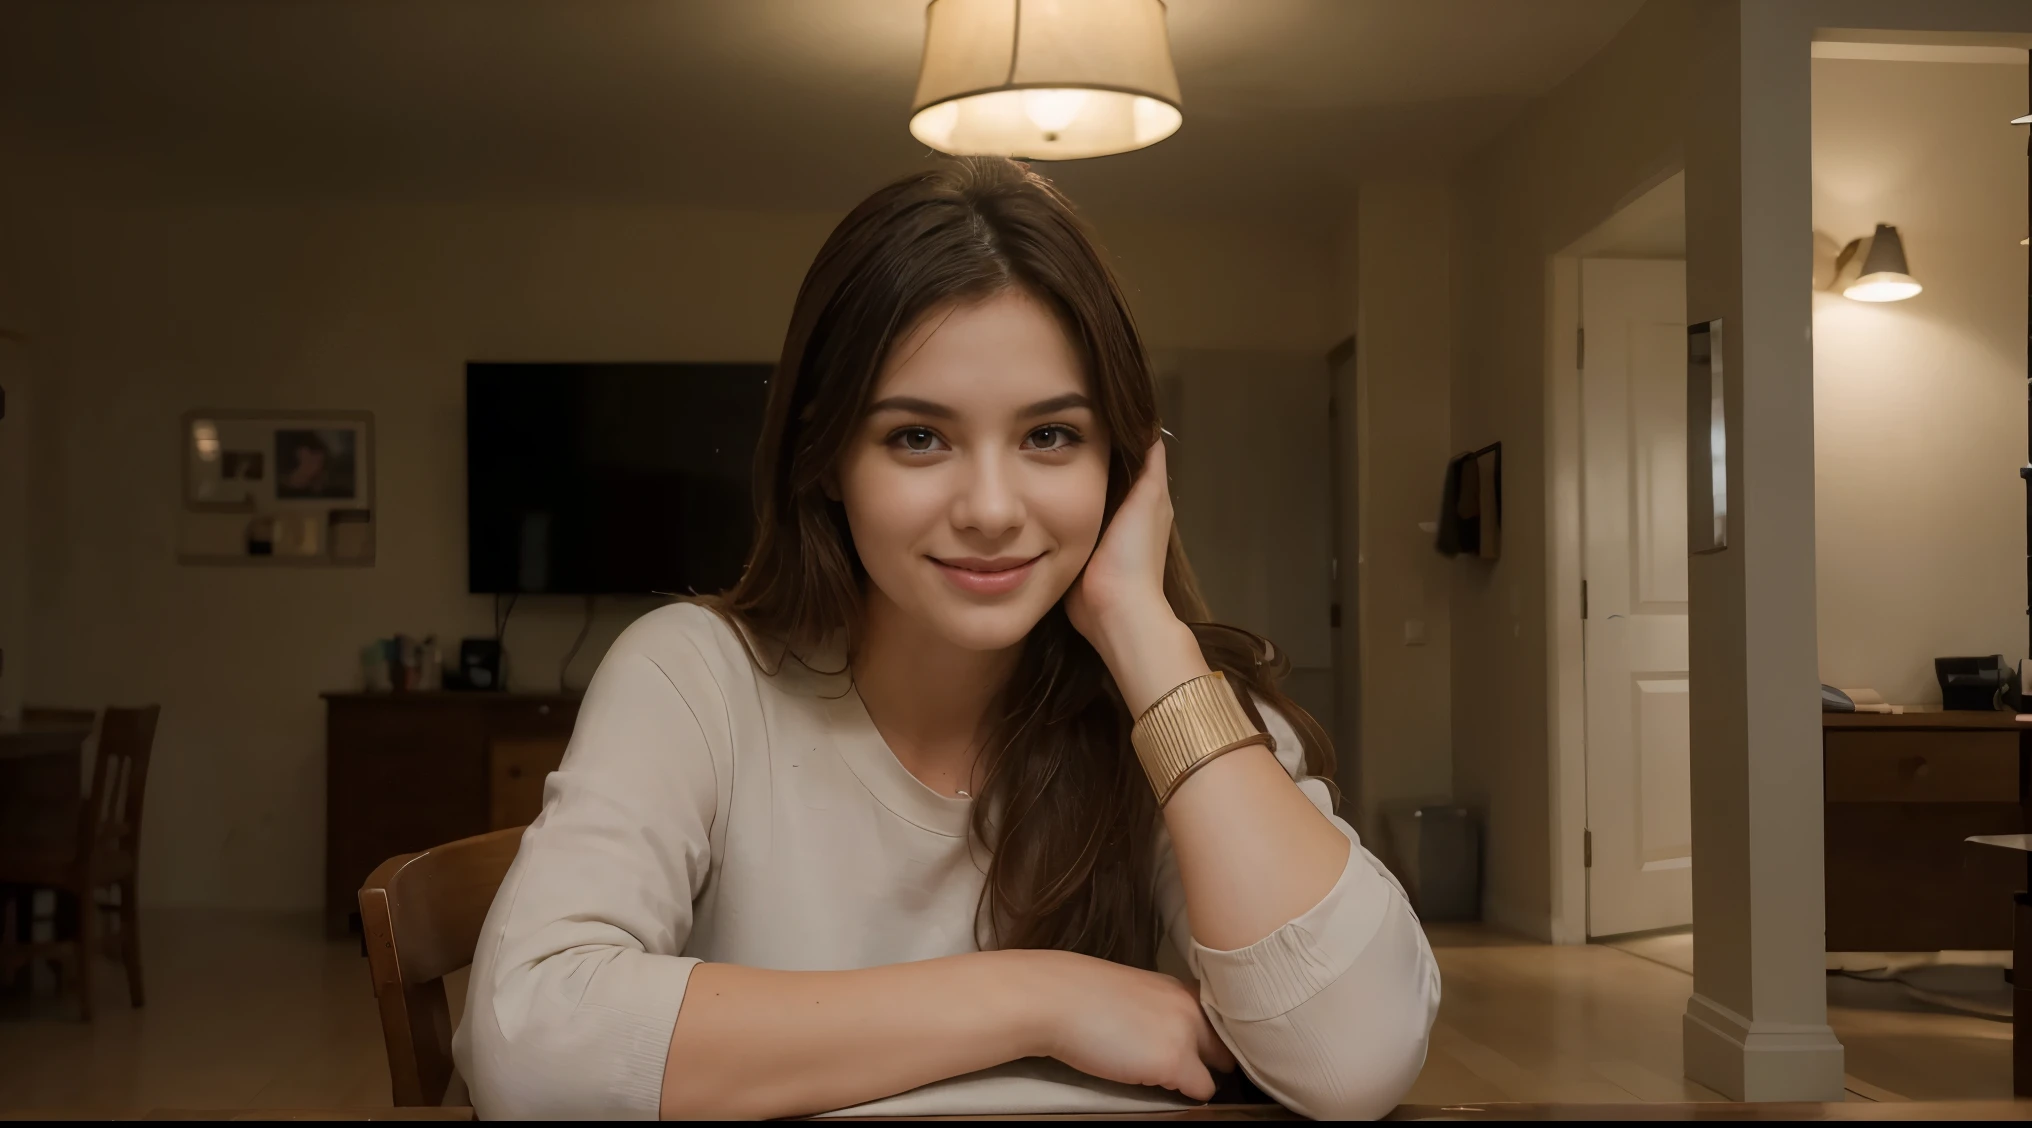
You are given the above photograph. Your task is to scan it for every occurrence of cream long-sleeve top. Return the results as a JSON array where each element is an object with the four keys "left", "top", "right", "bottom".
[{"left": 453, "top": 603, "right": 1440, "bottom": 1120}]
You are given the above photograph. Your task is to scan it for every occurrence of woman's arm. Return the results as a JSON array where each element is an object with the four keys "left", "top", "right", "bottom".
[
  {"left": 660, "top": 949, "right": 1233, "bottom": 1119},
  {"left": 1153, "top": 706, "right": 1440, "bottom": 1119},
  {"left": 459, "top": 605, "right": 1233, "bottom": 1119},
  {"left": 1068, "top": 442, "right": 1439, "bottom": 1118},
  {"left": 660, "top": 953, "right": 1031, "bottom": 1120},
  {"left": 1068, "top": 440, "right": 1354, "bottom": 949},
  {"left": 1090, "top": 612, "right": 1351, "bottom": 951}
]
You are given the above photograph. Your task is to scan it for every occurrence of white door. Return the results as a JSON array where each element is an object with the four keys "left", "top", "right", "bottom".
[{"left": 1581, "top": 258, "right": 1691, "bottom": 938}]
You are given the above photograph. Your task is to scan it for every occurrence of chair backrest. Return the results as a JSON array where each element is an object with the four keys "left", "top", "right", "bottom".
[
  {"left": 359, "top": 826, "right": 525, "bottom": 1107},
  {"left": 80, "top": 706, "right": 159, "bottom": 866}
]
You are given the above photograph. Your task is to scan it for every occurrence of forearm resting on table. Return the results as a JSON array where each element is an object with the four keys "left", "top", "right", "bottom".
[
  {"left": 1164, "top": 743, "right": 1350, "bottom": 952},
  {"left": 1098, "top": 614, "right": 1352, "bottom": 954},
  {"left": 659, "top": 951, "right": 1040, "bottom": 1120}
]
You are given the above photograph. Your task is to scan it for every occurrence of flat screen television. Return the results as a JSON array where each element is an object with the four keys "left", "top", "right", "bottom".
[{"left": 466, "top": 362, "right": 773, "bottom": 595}]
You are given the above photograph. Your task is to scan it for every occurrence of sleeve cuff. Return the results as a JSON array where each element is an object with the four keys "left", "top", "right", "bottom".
[
  {"left": 577, "top": 951, "right": 703, "bottom": 1115},
  {"left": 1191, "top": 829, "right": 1397, "bottom": 1022}
]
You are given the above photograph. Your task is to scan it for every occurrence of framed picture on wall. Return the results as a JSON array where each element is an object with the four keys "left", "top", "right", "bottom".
[
  {"left": 179, "top": 409, "right": 376, "bottom": 566},
  {"left": 184, "top": 410, "right": 373, "bottom": 511}
]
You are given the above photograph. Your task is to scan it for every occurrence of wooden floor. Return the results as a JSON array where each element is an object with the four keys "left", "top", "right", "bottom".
[{"left": 0, "top": 912, "right": 2017, "bottom": 1114}]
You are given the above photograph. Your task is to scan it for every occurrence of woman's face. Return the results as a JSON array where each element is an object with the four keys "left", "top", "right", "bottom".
[{"left": 836, "top": 288, "right": 1111, "bottom": 653}]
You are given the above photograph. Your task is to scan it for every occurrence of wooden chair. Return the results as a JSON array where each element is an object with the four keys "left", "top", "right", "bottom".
[
  {"left": 359, "top": 826, "right": 525, "bottom": 1106},
  {"left": 0, "top": 704, "right": 158, "bottom": 1020}
]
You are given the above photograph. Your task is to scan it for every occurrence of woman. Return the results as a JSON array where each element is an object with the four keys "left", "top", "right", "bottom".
[{"left": 455, "top": 158, "right": 1439, "bottom": 1120}]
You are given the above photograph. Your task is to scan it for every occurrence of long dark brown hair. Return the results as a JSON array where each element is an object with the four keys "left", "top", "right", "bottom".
[{"left": 715, "top": 156, "right": 1333, "bottom": 969}]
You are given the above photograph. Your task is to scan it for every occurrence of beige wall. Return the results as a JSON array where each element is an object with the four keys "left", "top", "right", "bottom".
[
  {"left": 1812, "top": 56, "right": 2030, "bottom": 705},
  {"left": 1448, "top": 0, "right": 1692, "bottom": 939},
  {"left": 1351, "top": 180, "right": 1455, "bottom": 842},
  {"left": 1161, "top": 349, "right": 1336, "bottom": 730},
  {"left": 5, "top": 189, "right": 1337, "bottom": 910}
]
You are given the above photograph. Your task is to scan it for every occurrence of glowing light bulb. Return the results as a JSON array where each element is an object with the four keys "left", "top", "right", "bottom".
[
  {"left": 1843, "top": 273, "right": 1923, "bottom": 302},
  {"left": 193, "top": 420, "right": 221, "bottom": 459},
  {"left": 1022, "top": 88, "right": 1089, "bottom": 135}
]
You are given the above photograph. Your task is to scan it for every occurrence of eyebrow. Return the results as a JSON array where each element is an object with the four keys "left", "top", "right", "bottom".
[{"left": 864, "top": 392, "right": 1094, "bottom": 420}]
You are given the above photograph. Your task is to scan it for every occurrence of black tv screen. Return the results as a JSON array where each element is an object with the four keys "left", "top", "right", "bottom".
[{"left": 466, "top": 362, "right": 772, "bottom": 595}]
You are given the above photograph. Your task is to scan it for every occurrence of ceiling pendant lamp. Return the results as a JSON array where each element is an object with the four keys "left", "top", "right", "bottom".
[
  {"left": 909, "top": 0, "right": 1183, "bottom": 160},
  {"left": 1833, "top": 223, "right": 1923, "bottom": 302}
]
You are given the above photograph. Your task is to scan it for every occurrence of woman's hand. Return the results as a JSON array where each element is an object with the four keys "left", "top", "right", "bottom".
[
  {"left": 1019, "top": 949, "right": 1237, "bottom": 1100},
  {"left": 1066, "top": 439, "right": 1211, "bottom": 715},
  {"left": 1065, "top": 438, "right": 1174, "bottom": 644}
]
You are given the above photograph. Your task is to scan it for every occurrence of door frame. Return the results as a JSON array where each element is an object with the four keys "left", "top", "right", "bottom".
[
  {"left": 1325, "top": 335, "right": 1359, "bottom": 827},
  {"left": 1545, "top": 161, "right": 1685, "bottom": 946}
]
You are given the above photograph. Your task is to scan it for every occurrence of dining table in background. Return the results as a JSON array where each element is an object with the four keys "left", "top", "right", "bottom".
[
  {"left": 0, "top": 714, "right": 92, "bottom": 965},
  {"left": 0, "top": 714, "right": 91, "bottom": 858}
]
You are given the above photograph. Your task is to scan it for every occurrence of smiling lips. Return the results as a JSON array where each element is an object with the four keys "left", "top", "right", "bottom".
[{"left": 932, "top": 554, "right": 1042, "bottom": 596}]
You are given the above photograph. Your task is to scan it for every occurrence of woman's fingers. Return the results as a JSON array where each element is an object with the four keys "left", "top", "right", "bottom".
[
  {"left": 1175, "top": 1056, "right": 1218, "bottom": 1102},
  {"left": 1197, "top": 1017, "right": 1238, "bottom": 1074},
  {"left": 1134, "top": 438, "right": 1171, "bottom": 521}
]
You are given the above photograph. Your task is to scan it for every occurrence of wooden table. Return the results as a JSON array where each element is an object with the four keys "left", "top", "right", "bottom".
[
  {"left": 1385, "top": 1103, "right": 2032, "bottom": 1120},
  {"left": 0, "top": 717, "right": 92, "bottom": 760},
  {"left": 35, "top": 1103, "right": 2031, "bottom": 1121},
  {"left": 0, "top": 717, "right": 90, "bottom": 970},
  {"left": 0, "top": 718, "right": 89, "bottom": 842}
]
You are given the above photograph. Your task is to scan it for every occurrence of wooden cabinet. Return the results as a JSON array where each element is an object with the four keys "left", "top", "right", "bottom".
[
  {"left": 488, "top": 737, "right": 570, "bottom": 832},
  {"left": 323, "top": 691, "right": 579, "bottom": 936},
  {"left": 1824, "top": 713, "right": 2028, "bottom": 952}
]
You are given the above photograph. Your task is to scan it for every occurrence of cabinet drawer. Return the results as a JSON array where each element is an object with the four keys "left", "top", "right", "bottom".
[
  {"left": 1824, "top": 730, "right": 2018, "bottom": 802},
  {"left": 484, "top": 700, "right": 578, "bottom": 740},
  {"left": 489, "top": 737, "right": 570, "bottom": 830}
]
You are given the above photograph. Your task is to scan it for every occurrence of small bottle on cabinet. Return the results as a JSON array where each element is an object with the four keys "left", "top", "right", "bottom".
[{"left": 420, "top": 636, "right": 442, "bottom": 691}]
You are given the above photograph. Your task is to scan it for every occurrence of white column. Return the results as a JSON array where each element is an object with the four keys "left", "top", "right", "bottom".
[{"left": 1678, "top": 0, "right": 1844, "bottom": 1100}]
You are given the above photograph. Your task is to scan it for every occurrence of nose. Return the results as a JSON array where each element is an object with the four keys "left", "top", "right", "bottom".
[{"left": 950, "top": 448, "right": 1026, "bottom": 538}]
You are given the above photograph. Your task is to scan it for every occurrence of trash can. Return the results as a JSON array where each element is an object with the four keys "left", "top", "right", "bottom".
[{"left": 1382, "top": 804, "right": 1481, "bottom": 922}]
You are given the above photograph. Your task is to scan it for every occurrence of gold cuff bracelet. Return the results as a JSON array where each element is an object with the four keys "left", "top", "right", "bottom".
[{"left": 1130, "top": 671, "right": 1275, "bottom": 806}]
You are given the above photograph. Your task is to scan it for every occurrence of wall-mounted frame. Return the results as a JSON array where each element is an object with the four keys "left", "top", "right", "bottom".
[
  {"left": 178, "top": 409, "right": 376, "bottom": 566},
  {"left": 1687, "top": 321, "right": 1727, "bottom": 554},
  {"left": 1435, "top": 441, "right": 1502, "bottom": 561}
]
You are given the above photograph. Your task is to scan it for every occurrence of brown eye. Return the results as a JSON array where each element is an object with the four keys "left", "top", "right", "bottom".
[
  {"left": 1024, "top": 425, "right": 1079, "bottom": 451},
  {"left": 891, "top": 426, "right": 946, "bottom": 453}
]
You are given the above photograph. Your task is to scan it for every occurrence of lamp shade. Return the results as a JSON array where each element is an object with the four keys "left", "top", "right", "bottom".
[
  {"left": 1834, "top": 223, "right": 1922, "bottom": 302},
  {"left": 910, "top": 0, "right": 1183, "bottom": 160}
]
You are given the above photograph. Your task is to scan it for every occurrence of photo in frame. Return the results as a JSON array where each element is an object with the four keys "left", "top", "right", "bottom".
[{"left": 179, "top": 410, "right": 376, "bottom": 565}]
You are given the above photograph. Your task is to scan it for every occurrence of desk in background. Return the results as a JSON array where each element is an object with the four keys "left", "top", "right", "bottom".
[{"left": 1823, "top": 711, "right": 2028, "bottom": 952}]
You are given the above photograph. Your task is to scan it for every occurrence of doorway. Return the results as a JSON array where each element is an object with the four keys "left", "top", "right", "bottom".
[{"left": 1548, "top": 170, "right": 1692, "bottom": 941}]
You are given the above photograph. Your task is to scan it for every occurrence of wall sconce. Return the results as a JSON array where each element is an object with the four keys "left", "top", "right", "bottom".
[
  {"left": 1829, "top": 223, "right": 1923, "bottom": 302},
  {"left": 909, "top": 0, "right": 1183, "bottom": 160}
]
